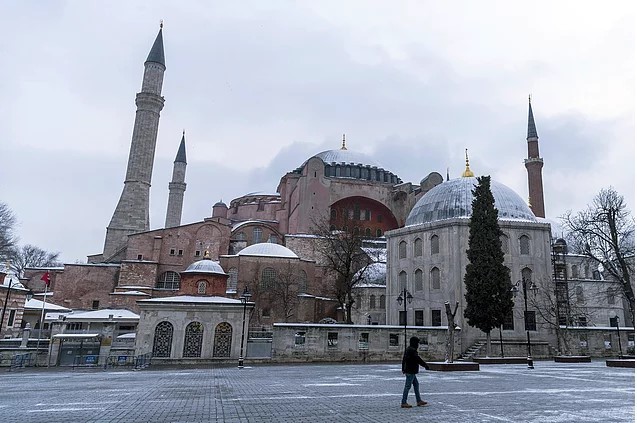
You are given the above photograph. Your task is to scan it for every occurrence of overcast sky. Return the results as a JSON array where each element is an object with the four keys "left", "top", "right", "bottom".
[{"left": 0, "top": 1, "right": 634, "bottom": 263}]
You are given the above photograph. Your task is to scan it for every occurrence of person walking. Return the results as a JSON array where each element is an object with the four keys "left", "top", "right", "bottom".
[{"left": 401, "top": 336, "right": 429, "bottom": 408}]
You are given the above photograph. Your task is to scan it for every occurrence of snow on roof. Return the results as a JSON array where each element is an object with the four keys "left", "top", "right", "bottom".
[
  {"left": 138, "top": 295, "right": 245, "bottom": 304},
  {"left": 65, "top": 309, "right": 140, "bottom": 321},
  {"left": 45, "top": 312, "right": 71, "bottom": 321},
  {"left": 238, "top": 243, "right": 298, "bottom": 259},
  {"left": 232, "top": 220, "right": 279, "bottom": 231},
  {"left": 110, "top": 291, "right": 151, "bottom": 296},
  {"left": 53, "top": 333, "right": 100, "bottom": 339},
  {"left": 25, "top": 299, "right": 71, "bottom": 311},
  {"left": 1, "top": 275, "right": 27, "bottom": 290},
  {"left": 116, "top": 332, "right": 136, "bottom": 339},
  {"left": 362, "top": 247, "right": 387, "bottom": 263},
  {"left": 117, "top": 285, "right": 152, "bottom": 290},
  {"left": 354, "top": 262, "right": 387, "bottom": 285},
  {"left": 284, "top": 233, "right": 322, "bottom": 239}
]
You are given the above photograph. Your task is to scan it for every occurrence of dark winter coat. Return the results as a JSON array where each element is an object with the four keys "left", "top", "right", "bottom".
[{"left": 402, "top": 336, "right": 428, "bottom": 374}]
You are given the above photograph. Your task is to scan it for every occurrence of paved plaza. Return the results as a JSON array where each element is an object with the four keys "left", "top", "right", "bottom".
[{"left": 0, "top": 360, "right": 633, "bottom": 422}]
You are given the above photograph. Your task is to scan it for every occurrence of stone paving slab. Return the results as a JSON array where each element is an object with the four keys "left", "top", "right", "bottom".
[{"left": 0, "top": 360, "right": 633, "bottom": 422}]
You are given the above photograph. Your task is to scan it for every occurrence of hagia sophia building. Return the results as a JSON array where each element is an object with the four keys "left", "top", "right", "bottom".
[{"left": 21, "top": 25, "right": 575, "bottom": 351}]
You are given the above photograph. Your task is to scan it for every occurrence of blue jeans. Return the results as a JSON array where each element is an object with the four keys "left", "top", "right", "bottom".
[{"left": 402, "top": 373, "right": 422, "bottom": 404}]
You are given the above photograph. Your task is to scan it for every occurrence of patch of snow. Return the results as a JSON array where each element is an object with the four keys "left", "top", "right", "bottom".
[
  {"left": 138, "top": 295, "right": 244, "bottom": 304},
  {"left": 25, "top": 299, "right": 71, "bottom": 311}
]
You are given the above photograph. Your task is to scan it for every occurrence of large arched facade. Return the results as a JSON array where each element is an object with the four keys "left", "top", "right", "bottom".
[{"left": 329, "top": 196, "right": 399, "bottom": 237}]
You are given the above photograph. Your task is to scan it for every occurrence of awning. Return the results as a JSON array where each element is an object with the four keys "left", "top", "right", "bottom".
[{"left": 52, "top": 333, "right": 100, "bottom": 339}]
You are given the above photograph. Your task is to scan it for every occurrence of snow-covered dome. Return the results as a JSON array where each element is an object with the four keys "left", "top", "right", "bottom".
[
  {"left": 313, "top": 149, "right": 380, "bottom": 167},
  {"left": 354, "top": 262, "right": 387, "bottom": 286},
  {"left": 183, "top": 258, "right": 226, "bottom": 275},
  {"left": 238, "top": 243, "right": 299, "bottom": 259},
  {"left": 406, "top": 177, "right": 537, "bottom": 226}
]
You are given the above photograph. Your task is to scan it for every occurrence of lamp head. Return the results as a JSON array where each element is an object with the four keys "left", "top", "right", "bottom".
[{"left": 396, "top": 293, "right": 403, "bottom": 306}]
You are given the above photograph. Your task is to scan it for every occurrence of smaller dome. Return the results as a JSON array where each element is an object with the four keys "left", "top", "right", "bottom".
[
  {"left": 213, "top": 201, "right": 227, "bottom": 208},
  {"left": 183, "top": 258, "right": 226, "bottom": 275},
  {"left": 238, "top": 243, "right": 299, "bottom": 259}
]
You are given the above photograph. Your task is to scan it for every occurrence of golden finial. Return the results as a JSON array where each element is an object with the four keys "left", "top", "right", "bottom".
[
  {"left": 182, "top": 129, "right": 185, "bottom": 136},
  {"left": 341, "top": 134, "right": 347, "bottom": 150},
  {"left": 160, "top": 20, "right": 164, "bottom": 29},
  {"left": 528, "top": 94, "right": 532, "bottom": 104},
  {"left": 461, "top": 149, "right": 475, "bottom": 177}
]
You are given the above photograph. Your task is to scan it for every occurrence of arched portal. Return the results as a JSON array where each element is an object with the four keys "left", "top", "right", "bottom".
[{"left": 329, "top": 196, "right": 399, "bottom": 237}]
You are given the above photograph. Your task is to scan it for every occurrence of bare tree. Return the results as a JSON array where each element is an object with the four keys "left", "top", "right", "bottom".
[
  {"left": 0, "top": 202, "right": 18, "bottom": 263},
  {"left": 9, "top": 244, "right": 61, "bottom": 277},
  {"left": 528, "top": 279, "right": 594, "bottom": 356},
  {"left": 312, "top": 215, "right": 378, "bottom": 324},
  {"left": 271, "top": 263, "right": 300, "bottom": 322},
  {"left": 444, "top": 301, "right": 459, "bottom": 363},
  {"left": 562, "top": 187, "right": 635, "bottom": 325}
]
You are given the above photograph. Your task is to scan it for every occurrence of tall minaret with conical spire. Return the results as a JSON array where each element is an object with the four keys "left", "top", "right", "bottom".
[
  {"left": 165, "top": 131, "right": 187, "bottom": 228},
  {"left": 103, "top": 24, "right": 166, "bottom": 261},
  {"left": 524, "top": 96, "right": 546, "bottom": 218}
]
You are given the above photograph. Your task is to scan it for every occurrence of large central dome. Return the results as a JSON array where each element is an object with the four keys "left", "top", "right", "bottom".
[
  {"left": 406, "top": 177, "right": 537, "bottom": 226},
  {"left": 313, "top": 149, "right": 380, "bottom": 167}
]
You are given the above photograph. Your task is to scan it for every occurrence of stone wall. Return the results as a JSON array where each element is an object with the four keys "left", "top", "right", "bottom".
[{"left": 271, "top": 323, "right": 460, "bottom": 363}]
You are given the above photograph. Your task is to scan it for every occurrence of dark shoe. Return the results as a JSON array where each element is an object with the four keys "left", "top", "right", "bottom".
[
  {"left": 401, "top": 403, "right": 412, "bottom": 408},
  {"left": 417, "top": 400, "right": 429, "bottom": 407}
]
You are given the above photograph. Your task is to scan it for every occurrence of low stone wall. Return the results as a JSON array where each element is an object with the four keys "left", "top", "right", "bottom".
[
  {"left": 271, "top": 323, "right": 460, "bottom": 363},
  {"left": 560, "top": 327, "right": 635, "bottom": 357}
]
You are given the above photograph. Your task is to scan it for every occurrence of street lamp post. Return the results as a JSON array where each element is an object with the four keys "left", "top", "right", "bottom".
[
  {"left": 512, "top": 277, "right": 538, "bottom": 369},
  {"left": 238, "top": 286, "right": 252, "bottom": 369},
  {"left": 613, "top": 316, "right": 623, "bottom": 359},
  {"left": 396, "top": 288, "right": 413, "bottom": 349}
]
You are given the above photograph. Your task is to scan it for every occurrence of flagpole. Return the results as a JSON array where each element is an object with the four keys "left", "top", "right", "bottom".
[{"left": 35, "top": 277, "right": 49, "bottom": 366}]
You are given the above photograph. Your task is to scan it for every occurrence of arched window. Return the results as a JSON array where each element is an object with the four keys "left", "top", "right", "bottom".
[
  {"left": 152, "top": 321, "right": 173, "bottom": 358},
  {"left": 379, "top": 295, "right": 386, "bottom": 309},
  {"left": 227, "top": 268, "right": 238, "bottom": 291},
  {"left": 156, "top": 271, "right": 180, "bottom": 290},
  {"left": 253, "top": 227, "right": 263, "bottom": 243},
  {"left": 353, "top": 227, "right": 360, "bottom": 236},
  {"left": 500, "top": 235, "right": 509, "bottom": 254},
  {"left": 576, "top": 286, "right": 584, "bottom": 303},
  {"left": 298, "top": 270, "right": 308, "bottom": 294},
  {"left": 213, "top": 322, "right": 232, "bottom": 357},
  {"left": 236, "top": 232, "right": 246, "bottom": 241},
  {"left": 519, "top": 235, "right": 530, "bottom": 255},
  {"left": 571, "top": 265, "right": 579, "bottom": 279},
  {"left": 183, "top": 322, "right": 204, "bottom": 358},
  {"left": 330, "top": 209, "right": 337, "bottom": 219},
  {"left": 261, "top": 267, "right": 277, "bottom": 290},
  {"left": 414, "top": 238, "right": 423, "bottom": 257},
  {"left": 197, "top": 280, "right": 207, "bottom": 294},
  {"left": 607, "top": 287, "right": 615, "bottom": 305},
  {"left": 593, "top": 270, "right": 601, "bottom": 280},
  {"left": 355, "top": 294, "right": 362, "bottom": 309},
  {"left": 430, "top": 235, "right": 439, "bottom": 255},
  {"left": 399, "top": 241, "right": 407, "bottom": 259},
  {"left": 521, "top": 267, "right": 533, "bottom": 282},
  {"left": 414, "top": 269, "right": 423, "bottom": 291},
  {"left": 584, "top": 265, "right": 590, "bottom": 279},
  {"left": 398, "top": 271, "right": 407, "bottom": 290},
  {"left": 430, "top": 267, "right": 440, "bottom": 290},
  {"left": 365, "top": 228, "right": 371, "bottom": 237},
  {"left": 376, "top": 229, "right": 383, "bottom": 237},
  {"left": 369, "top": 294, "right": 376, "bottom": 309},
  {"left": 269, "top": 234, "right": 278, "bottom": 244}
]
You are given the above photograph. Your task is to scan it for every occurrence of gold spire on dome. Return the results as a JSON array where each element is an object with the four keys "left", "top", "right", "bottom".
[
  {"left": 461, "top": 149, "right": 474, "bottom": 177},
  {"left": 341, "top": 134, "right": 347, "bottom": 150},
  {"left": 160, "top": 20, "right": 163, "bottom": 29}
]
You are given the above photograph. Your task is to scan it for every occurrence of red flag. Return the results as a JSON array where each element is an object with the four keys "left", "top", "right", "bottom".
[{"left": 41, "top": 271, "right": 50, "bottom": 287}]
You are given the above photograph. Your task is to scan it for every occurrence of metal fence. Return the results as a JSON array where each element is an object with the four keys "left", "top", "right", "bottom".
[{"left": 10, "top": 352, "right": 35, "bottom": 370}]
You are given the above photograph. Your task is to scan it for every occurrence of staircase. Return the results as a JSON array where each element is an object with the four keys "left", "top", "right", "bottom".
[{"left": 460, "top": 340, "right": 486, "bottom": 361}]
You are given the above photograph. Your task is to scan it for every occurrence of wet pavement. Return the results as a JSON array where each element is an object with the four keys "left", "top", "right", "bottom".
[{"left": 0, "top": 359, "right": 633, "bottom": 422}]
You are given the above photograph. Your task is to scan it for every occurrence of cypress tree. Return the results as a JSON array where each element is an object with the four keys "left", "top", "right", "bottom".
[{"left": 464, "top": 176, "right": 513, "bottom": 355}]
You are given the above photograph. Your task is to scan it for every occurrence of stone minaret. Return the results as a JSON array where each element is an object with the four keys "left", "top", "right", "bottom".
[
  {"left": 524, "top": 97, "right": 546, "bottom": 218},
  {"left": 103, "top": 25, "right": 166, "bottom": 261},
  {"left": 165, "top": 132, "right": 187, "bottom": 228}
]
